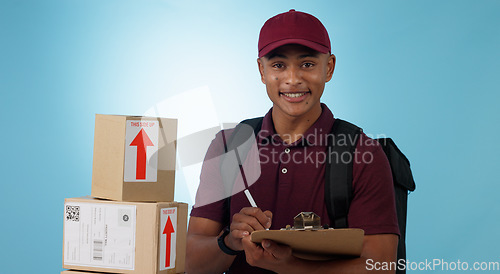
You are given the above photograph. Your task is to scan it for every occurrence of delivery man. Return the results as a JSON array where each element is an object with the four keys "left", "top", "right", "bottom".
[{"left": 186, "top": 9, "right": 399, "bottom": 273}]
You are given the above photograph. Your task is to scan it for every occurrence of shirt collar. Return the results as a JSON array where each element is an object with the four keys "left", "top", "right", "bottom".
[{"left": 258, "top": 103, "right": 335, "bottom": 146}]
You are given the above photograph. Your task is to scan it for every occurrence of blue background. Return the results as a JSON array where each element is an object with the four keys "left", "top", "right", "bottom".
[{"left": 1, "top": 0, "right": 499, "bottom": 273}]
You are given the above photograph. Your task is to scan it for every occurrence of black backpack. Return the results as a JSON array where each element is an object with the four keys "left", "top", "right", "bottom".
[{"left": 222, "top": 117, "right": 416, "bottom": 274}]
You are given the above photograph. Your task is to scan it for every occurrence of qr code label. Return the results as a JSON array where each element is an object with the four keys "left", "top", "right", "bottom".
[{"left": 66, "top": 205, "right": 80, "bottom": 222}]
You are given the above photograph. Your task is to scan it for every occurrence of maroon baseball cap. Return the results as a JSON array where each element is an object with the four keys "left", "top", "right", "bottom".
[{"left": 258, "top": 9, "right": 331, "bottom": 58}]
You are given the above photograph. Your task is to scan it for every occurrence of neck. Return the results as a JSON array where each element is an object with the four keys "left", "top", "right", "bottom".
[{"left": 272, "top": 103, "right": 323, "bottom": 144}]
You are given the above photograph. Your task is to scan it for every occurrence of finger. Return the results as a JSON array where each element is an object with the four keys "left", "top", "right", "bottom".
[
  {"left": 263, "top": 210, "right": 273, "bottom": 218},
  {"left": 240, "top": 207, "right": 272, "bottom": 229},
  {"left": 230, "top": 218, "right": 257, "bottom": 234},
  {"left": 223, "top": 228, "right": 247, "bottom": 251},
  {"left": 232, "top": 213, "right": 265, "bottom": 231},
  {"left": 263, "top": 210, "right": 273, "bottom": 228},
  {"left": 241, "top": 236, "right": 256, "bottom": 265},
  {"left": 243, "top": 236, "right": 281, "bottom": 257},
  {"left": 241, "top": 235, "right": 270, "bottom": 267},
  {"left": 234, "top": 210, "right": 270, "bottom": 231},
  {"left": 261, "top": 239, "right": 292, "bottom": 260},
  {"left": 229, "top": 228, "right": 249, "bottom": 239},
  {"left": 241, "top": 234, "right": 259, "bottom": 250}
]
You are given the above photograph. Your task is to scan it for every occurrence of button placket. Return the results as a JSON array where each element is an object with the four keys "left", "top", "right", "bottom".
[{"left": 281, "top": 147, "right": 291, "bottom": 174}]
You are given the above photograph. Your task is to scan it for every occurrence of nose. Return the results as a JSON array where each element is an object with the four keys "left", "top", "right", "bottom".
[{"left": 284, "top": 66, "right": 302, "bottom": 86}]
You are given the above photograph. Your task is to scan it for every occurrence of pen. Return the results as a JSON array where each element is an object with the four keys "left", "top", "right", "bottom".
[
  {"left": 244, "top": 189, "right": 269, "bottom": 230},
  {"left": 244, "top": 189, "right": 257, "bottom": 207}
]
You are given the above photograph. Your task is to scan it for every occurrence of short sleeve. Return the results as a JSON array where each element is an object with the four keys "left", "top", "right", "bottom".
[{"left": 190, "top": 129, "right": 233, "bottom": 225}]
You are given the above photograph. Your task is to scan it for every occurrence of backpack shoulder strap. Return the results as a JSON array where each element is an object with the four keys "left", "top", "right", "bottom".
[{"left": 325, "top": 118, "right": 362, "bottom": 228}]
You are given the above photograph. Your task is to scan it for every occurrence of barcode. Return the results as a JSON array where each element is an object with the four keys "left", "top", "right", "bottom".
[
  {"left": 93, "top": 239, "right": 103, "bottom": 261},
  {"left": 65, "top": 206, "right": 80, "bottom": 222}
]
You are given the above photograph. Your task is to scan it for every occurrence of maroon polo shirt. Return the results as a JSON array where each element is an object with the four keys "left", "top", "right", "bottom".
[{"left": 190, "top": 104, "right": 399, "bottom": 273}]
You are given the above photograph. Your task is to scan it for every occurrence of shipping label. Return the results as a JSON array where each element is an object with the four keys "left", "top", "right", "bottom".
[
  {"left": 64, "top": 202, "right": 137, "bottom": 270},
  {"left": 124, "top": 119, "right": 159, "bottom": 182},
  {"left": 159, "top": 207, "right": 177, "bottom": 270}
]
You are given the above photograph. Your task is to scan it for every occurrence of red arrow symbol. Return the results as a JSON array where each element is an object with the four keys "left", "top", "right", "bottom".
[
  {"left": 129, "top": 128, "right": 154, "bottom": 180},
  {"left": 163, "top": 216, "right": 175, "bottom": 268}
]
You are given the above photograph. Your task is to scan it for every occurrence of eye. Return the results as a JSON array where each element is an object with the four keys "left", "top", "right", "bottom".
[
  {"left": 272, "top": 63, "right": 284, "bottom": 69},
  {"left": 302, "top": 62, "right": 315, "bottom": 68}
]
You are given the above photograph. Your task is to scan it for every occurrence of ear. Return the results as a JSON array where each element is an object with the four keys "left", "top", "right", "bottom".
[
  {"left": 325, "top": 54, "right": 336, "bottom": 82},
  {"left": 257, "top": 58, "right": 266, "bottom": 84}
]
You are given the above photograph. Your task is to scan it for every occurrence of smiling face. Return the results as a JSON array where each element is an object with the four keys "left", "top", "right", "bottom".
[{"left": 257, "top": 44, "right": 335, "bottom": 123}]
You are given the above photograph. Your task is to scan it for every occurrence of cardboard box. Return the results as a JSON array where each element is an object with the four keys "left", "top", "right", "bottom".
[
  {"left": 91, "top": 114, "right": 177, "bottom": 202},
  {"left": 63, "top": 196, "right": 187, "bottom": 274}
]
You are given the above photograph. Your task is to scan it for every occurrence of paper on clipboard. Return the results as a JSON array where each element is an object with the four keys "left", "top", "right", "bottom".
[{"left": 251, "top": 228, "right": 364, "bottom": 260}]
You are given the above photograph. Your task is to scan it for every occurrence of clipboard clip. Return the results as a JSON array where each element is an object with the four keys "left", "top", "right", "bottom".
[{"left": 281, "top": 212, "right": 328, "bottom": 231}]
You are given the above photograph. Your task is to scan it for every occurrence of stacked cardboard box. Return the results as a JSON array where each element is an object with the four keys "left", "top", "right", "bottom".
[{"left": 62, "top": 115, "right": 187, "bottom": 274}]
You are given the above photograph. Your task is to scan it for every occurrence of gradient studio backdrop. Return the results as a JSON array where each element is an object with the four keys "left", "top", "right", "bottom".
[{"left": 1, "top": 0, "right": 499, "bottom": 273}]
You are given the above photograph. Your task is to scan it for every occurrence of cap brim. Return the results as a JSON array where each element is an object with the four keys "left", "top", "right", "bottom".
[{"left": 259, "top": 38, "right": 330, "bottom": 58}]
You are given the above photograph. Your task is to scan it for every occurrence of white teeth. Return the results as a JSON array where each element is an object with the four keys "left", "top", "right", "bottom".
[{"left": 282, "top": 93, "right": 305, "bottom": 98}]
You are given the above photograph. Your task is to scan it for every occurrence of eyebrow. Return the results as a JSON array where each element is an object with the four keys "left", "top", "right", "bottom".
[{"left": 266, "top": 52, "right": 320, "bottom": 60}]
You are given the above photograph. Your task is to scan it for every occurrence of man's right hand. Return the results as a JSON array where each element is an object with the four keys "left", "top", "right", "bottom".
[
  {"left": 225, "top": 207, "right": 273, "bottom": 251},
  {"left": 185, "top": 208, "right": 272, "bottom": 273}
]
